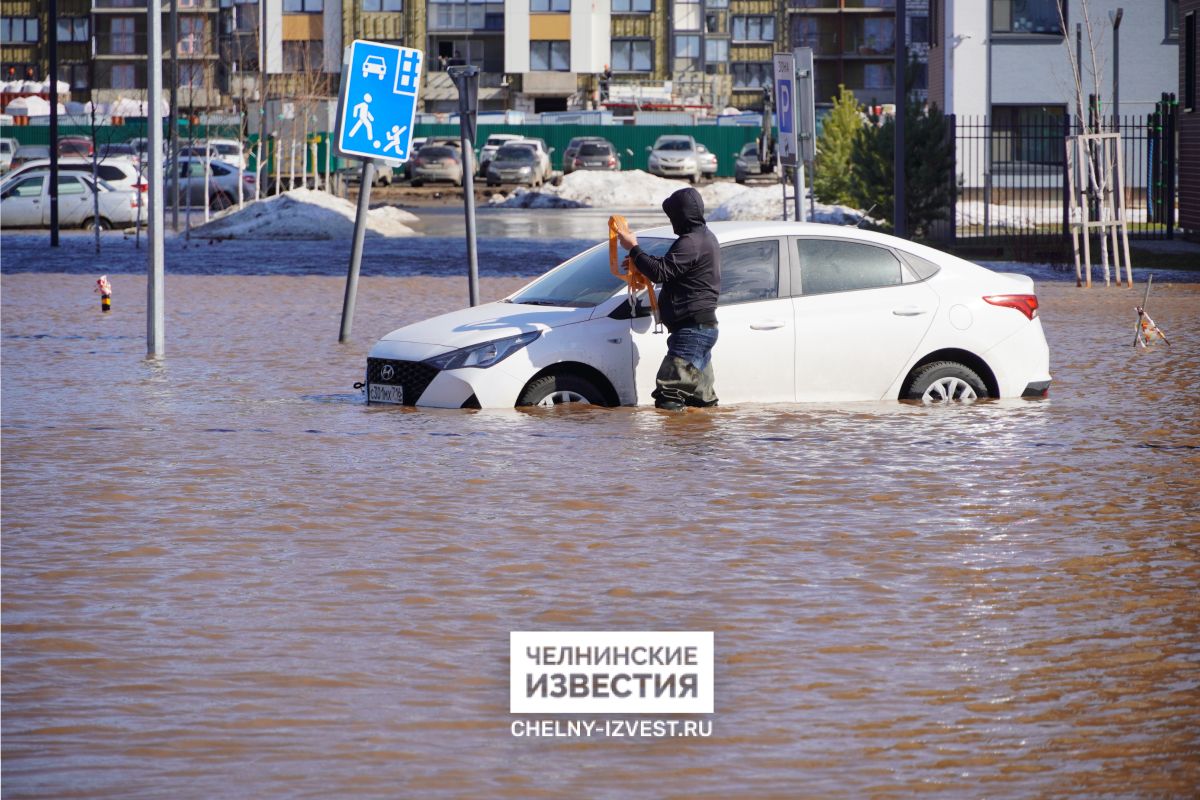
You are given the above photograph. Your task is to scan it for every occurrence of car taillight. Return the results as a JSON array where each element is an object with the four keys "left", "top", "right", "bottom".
[
  {"left": 243, "top": 174, "right": 256, "bottom": 183},
  {"left": 983, "top": 294, "right": 1039, "bottom": 320},
  {"left": 574, "top": 158, "right": 584, "bottom": 167},
  {"left": 607, "top": 157, "right": 617, "bottom": 166},
  {"left": 136, "top": 182, "right": 148, "bottom": 192}
]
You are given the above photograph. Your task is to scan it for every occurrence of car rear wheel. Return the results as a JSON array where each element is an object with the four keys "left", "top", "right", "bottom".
[
  {"left": 82, "top": 217, "right": 111, "bottom": 230},
  {"left": 517, "top": 374, "right": 605, "bottom": 407},
  {"left": 904, "top": 361, "right": 988, "bottom": 404}
]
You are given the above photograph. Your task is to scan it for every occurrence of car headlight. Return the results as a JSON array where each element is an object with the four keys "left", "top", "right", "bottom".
[
  {"left": 423, "top": 331, "right": 541, "bottom": 370},
  {"left": 519, "top": 166, "right": 532, "bottom": 174}
]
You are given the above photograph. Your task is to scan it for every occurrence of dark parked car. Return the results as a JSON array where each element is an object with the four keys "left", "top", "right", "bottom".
[
  {"left": 734, "top": 142, "right": 763, "bottom": 184},
  {"left": 562, "top": 136, "right": 609, "bottom": 174},
  {"left": 57, "top": 136, "right": 94, "bottom": 157},
  {"left": 567, "top": 140, "right": 620, "bottom": 172},
  {"left": 486, "top": 145, "right": 541, "bottom": 187}
]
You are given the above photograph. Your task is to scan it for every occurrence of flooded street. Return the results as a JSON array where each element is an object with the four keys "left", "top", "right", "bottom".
[{"left": 2, "top": 272, "right": 1199, "bottom": 797}]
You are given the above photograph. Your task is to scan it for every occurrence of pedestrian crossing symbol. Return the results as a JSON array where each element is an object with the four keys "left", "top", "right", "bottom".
[{"left": 336, "top": 40, "right": 424, "bottom": 162}]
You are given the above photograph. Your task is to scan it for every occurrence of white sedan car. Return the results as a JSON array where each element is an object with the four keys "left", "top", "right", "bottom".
[
  {"left": 365, "top": 222, "right": 1051, "bottom": 408},
  {"left": 0, "top": 171, "right": 141, "bottom": 229}
]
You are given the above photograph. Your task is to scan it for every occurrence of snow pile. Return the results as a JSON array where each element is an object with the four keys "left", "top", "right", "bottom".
[
  {"left": 191, "top": 189, "right": 419, "bottom": 239},
  {"left": 489, "top": 170, "right": 752, "bottom": 210},
  {"left": 707, "top": 185, "right": 868, "bottom": 226}
]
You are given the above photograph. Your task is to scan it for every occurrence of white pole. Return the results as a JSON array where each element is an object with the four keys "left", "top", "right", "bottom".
[
  {"left": 324, "top": 136, "right": 330, "bottom": 192},
  {"left": 146, "top": 0, "right": 165, "bottom": 356},
  {"left": 204, "top": 146, "right": 211, "bottom": 223}
]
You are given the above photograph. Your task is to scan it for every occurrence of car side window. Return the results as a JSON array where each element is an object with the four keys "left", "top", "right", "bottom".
[
  {"left": 9, "top": 176, "right": 45, "bottom": 198},
  {"left": 211, "top": 162, "right": 231, "bottom": 175},
  {"left": 98, "top": 165, "right": 125, "bottom": 181},
  {"left": 719, "top": 239, "right": 779, "bottom": 305},
  {"left": 57, "top": 176, "right": 86, "bottom": 195},
  {"left": 796, "top": 239, "right": 903, "bottom": 295}
]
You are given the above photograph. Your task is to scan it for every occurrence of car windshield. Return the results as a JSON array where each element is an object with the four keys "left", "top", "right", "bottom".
[
  {"left": 508, "top": 238, "right": 673, "bottom": 308},
  {"left": 495, "top": 146, "right": 535, "bottom": 161},
  {"left": 213, "top": 143, "right": 239, "bottom": 154},
  {"left": 656, "top": 140, "right": 692, "bottom": 151},
  {"left": 420, "top": 147, "right": 455, "bottom": 158},
  {"left": 742, "top": 145, "right": 758, "bottom": 157},
  {"left": 578, "top": 143, "right": 610, "bottom": 156},
  {"left": 486, "top": 136, "right": 515, "bottom": 147}
]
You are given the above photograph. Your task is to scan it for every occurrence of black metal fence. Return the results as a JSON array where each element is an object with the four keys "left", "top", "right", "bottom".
[{"left": 948, "top": 94, "right": 1179, "bottom": 247}]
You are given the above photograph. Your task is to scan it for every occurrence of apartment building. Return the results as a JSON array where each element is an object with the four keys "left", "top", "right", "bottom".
[
  {"left": 1, "top": 0, "right": 92, "bottom": 98},
  {"left": 929, "top": 0, "right": 1178, "bottom": 120},
  {"left": 83, "top": 0, "right": 221, "bottom": 109}
]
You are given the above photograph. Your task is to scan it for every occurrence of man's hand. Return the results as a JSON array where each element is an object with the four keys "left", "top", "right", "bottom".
[{"left": 614, "top": 219, "right": 638, "bottom": 251}]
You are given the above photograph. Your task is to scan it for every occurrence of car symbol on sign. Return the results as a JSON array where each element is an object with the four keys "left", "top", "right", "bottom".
[{"left": 362, "top": 55, "right": 387, "bottom": 79}]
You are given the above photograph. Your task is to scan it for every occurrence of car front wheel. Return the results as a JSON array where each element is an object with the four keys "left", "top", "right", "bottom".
[
  {"left": 904, "top": 361, "right": 989, "bottom": 404},
  {"left": 82, "top": 217, "right": 111, "bottom": 230},
  {"left": 517, "top": 374, "right": 606, "bottom": 407}
]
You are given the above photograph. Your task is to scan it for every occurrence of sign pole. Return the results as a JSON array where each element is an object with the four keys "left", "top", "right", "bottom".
[
  {"left": 339, "top": 158, "right": 374, "bottom": 342},
  {"left": 449, "top": 65, "right": 480, "bottom": 307},
  {"left": 147, "top": 0, "right": 165, "bottom": 356}
]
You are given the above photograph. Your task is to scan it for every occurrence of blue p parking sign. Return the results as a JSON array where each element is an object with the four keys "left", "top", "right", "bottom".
[{"left": 336, "top": 40, "right": 424, "bottom": 162}]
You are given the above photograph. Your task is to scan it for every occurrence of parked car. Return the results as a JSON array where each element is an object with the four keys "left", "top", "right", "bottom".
[
  {"left": 425, "top": 137, "right": 474, "bottom": 173},
  {"left": 478, "top": 133, "right": 523, "bottom": 176},
  {"left": 57, "top": 136, "right": 94, "bottom": 158},
  {"left": 1, "top": 171, "right": 141, "bottom": 229},
  {"left": 364, "top": 222, "right": 1051, "bottom": 408},
  {"left": 565, "top": 140, "right": 621, "bottom": 173},
  {"left": 646, "top": 135, "right": 702, "bottom": 183},
  {"left": 10, "top": 145, "right": 50, "bottom": 170},
  {"left": 562, "top": 136, "right": 610, "bottom": 174},
  {"left": 0, "top": 137, "right": 18, "bottom": 173},
  {"left": 695, "top": 143, "right": 718, "bottom": 178},
  {"left": 409, "top": 146, "right": 463, "bottom": 187},
  {"left": 734, "top": 142, "right": 764, "bottom": 184},
  {"left": 404, "top": 136, "right": 428, "bottom": 181},
  {"left": 5, "top": 157, "right": 145, "bottom": 193},
  {"left": 166, "top": 156, "right": 258, "bottom": 210},
  {"left": 510, "top": 138, "right": 553, "bottom": 183},
  {"left": 485, "top": 145, "right": 543, "bottom": 187},
  {"left": 96, "top": 142, "right": 139, "bottom": 161}
]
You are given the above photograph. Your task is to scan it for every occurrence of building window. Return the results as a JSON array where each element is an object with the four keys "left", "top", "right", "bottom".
[
  {"left": 283, "top": 40, "right": 324, "bottom": 71},
  {"left": 673, "top": 34, "right": 700, "bottom": 73},
  {"left": 611, "top": 38, "right": 652, "bottom": 72},
  {"left": 674, "top": 0, "right": 700, "bottom": 32},
  {"left": 57, "top": 63, "right": 90, "bottom": 90},
  {"left": 1186, "top": 12, "right": 1195, "bottom": 110},
  {"left": 531, "top": 0, "right": 570, "bottom": 10},
  {"left": 863, "top": 63, "right": 893, "bottom": 89},
  {"left": 111, "top": 18, "right": 136, "bottom": 54},
  {"left": 731, "top": 62, "right": 770, "bottom": 90},
  {"left": 112, "top": 64, "right": 136, "bottom": 89},
  {"left": 862, "top": 18, "right": 894, "bottom": 54},
  {"left": 1167, "top": 0, "right": 1180, "bottom": 41},
  {"left": 179, "top": 62, "right": 206, "bottom": 88},
  {"left": 363, "top": 0, "right": 403, "bottom": 9},
  {"left": 530, "top": 40, "right": 569, "bottom": 71},
  {"left": 612, "top": 0, "right": 651, "bottom": 11},
  {"left": 705, "top": 37, "right": 728, "bottom": 64},
  {"left": 992, "top": 0, "right": 1063, "bottom": 35},
  {"left": 57, "top": 17, "right": 90, "bottom": 43},
  {"left": 180, "top": 18, "right": 205, "bottom": 55},
  {"left": 283, "top": 0, "right": 324, "bottom": 12},
  {"left": 910, "top": 15, "right": 929, "bottom": 46},
  {"left": 731, "top": 16, "right": 775, "bottom": 43},
  {"left": 1, "top": 17, "right": 40, "bottom": 44},
  {"left": 992, "top": 105, "right": 1066, "bottom": 165},
  {"left": 911, "top": 61, "right": 928, "bottom": 90},
  {"left": 707, "top": 0, "right": 728, "bottom": 8}
]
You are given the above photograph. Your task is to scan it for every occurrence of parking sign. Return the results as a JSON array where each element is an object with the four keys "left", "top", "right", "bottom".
[
  {"left": 336, "top": 40, "right": 424, "bottom": 162},
  {"left": 773, "top": 52, "right": 798, "bottom": 167}
]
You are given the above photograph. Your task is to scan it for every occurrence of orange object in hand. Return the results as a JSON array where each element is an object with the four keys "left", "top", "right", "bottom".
[{"left": 609, "top": 215, "right": 661, "bottom": 330}]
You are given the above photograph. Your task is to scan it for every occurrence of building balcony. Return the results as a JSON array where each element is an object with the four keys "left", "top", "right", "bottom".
[
  {"left": 93, "top": 0, "right": 218, "bottom": 12},
  {"left": 789, "top": 0, "right": 895, "bottom": 11}
]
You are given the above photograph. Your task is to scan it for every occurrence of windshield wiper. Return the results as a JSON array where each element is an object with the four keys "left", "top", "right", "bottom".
[{"left": 514, "top": 298, "right": 567, "bottom": 306}]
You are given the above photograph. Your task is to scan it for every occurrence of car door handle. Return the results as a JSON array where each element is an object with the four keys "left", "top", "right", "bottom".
[
  {"left": 750, "top": 320, "right": 786, "bottom": 330},
  {"left": 892, "top": 306, "right": 930, "bottom": 316}
]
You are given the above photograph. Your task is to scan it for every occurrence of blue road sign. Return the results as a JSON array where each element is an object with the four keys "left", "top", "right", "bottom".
[
  {"left": 773, "top": 52, "right": 798, "bottom": 167},
  {"left": 336, "top": 40, "right": 424, "bottom": 162}
]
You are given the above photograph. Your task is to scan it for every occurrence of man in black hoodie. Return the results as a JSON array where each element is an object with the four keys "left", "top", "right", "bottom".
[{"left": 616, "top": 187, "right": 721, "bottom": 410}]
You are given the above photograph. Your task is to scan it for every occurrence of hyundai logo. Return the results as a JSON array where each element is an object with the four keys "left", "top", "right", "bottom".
[{"left": 380, "top": 364, "right": 395, "bottom": 382}]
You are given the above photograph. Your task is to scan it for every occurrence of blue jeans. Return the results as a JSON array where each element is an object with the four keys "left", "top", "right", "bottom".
[{"left": 652, "top": 325, "right": 719, "bottom": 407}]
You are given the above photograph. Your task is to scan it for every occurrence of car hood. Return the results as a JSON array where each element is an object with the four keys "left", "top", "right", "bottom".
[{"left": 379, "top": 301, "right": 595, "bottom": 349}]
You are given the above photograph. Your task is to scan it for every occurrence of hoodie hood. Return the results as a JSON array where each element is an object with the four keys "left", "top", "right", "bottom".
[{"left": 662, "top": 187, "right": 706, "bottom": 236}]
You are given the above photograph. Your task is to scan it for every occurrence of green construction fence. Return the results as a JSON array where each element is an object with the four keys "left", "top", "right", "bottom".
[{"left": 2, "top": 122, "right": 761, "bottom": 179}]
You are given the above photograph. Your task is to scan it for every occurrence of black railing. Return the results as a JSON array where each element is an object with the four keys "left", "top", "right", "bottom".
[{"left": 948, "top": 96, "right": 1179, "bottom": 244}]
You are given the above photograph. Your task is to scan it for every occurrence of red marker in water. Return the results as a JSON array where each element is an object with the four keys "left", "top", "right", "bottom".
[{"left": 95, "top": 275, "right": 112, "bottom": 313}]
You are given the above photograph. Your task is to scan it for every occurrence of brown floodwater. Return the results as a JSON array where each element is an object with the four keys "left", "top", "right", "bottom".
[{"left": 2, "top": 273, "right": 1198, "bottom": 799}]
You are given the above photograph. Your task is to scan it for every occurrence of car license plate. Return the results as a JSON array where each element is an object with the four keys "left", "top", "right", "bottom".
[{"left": 368, "top": 383, "right": 403, "bottom": 404}]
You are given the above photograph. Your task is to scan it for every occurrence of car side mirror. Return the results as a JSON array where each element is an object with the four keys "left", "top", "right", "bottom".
[{"left": 645, "top": 146, "right": 652, "bottom": 152}]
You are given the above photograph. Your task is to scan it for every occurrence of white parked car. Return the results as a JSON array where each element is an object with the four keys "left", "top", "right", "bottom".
[
  {"left": 647, "top": 135, "right": 702, "bottom": 183},
  {"left": 5, "top": 157, "right": 144, "bottom": 193},
  {"left": 365, "top": 222, "right": 1052, "bottom": 408},
  {"left": 206, "top": 138, "right": 247, "bottom": 170},
  {"left": 0, "top": 171, "right": 142, "bottom": 229},
  {"left": 510, "top": 138, "right": 553, "bottom": 183}
]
